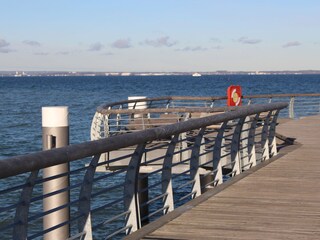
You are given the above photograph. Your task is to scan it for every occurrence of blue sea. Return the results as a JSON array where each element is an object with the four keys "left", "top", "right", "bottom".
[
  {"left": 1, "top": 74, "right": 320, "bottom": 160},
  {"left": 1, "top": 74, "right": 320, "bottom": 239}
]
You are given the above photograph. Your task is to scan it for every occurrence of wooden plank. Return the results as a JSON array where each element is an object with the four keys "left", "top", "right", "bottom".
[{"left": 128, "top": 115, "right": 320, "bottom": 240}]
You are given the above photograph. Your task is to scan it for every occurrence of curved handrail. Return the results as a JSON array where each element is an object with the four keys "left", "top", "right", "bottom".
[
  {"left": 244, "top": 93, "right": 320, "bottom": 98},
  {"left": 91, "top": 93, "right": 320, "bottom": 142},
  {"left": 97, "top": 96, "right": 227, "bottom": 112},
  {"left": 0, "top": 102, "right": 287, "bottom": 179},
  {"left": 96, "top": 93, "right": 320, "bottom": 113},
  {"left": 0, "top": 101, "right": 288, "bottom": 239},
  {"left": 98, "top": 106, "right": 232, "bottom": 115}
]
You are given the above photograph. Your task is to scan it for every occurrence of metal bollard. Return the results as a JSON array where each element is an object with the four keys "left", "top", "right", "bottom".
[
  {"left": 42, "top": 106, "right": 70, "bottom": 240},
  {"left": 128, "top": 96, "right": 147, "bottom": 118}
]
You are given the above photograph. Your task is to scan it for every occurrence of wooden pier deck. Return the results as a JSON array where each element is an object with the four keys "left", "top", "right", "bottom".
[{"left": 126, "top": 115, "right": 320, "bottom": 240}]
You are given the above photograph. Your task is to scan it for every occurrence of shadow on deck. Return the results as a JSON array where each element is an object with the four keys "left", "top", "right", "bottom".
[{"left": 126, "top": 116, "right": 320, "bottom": 240}]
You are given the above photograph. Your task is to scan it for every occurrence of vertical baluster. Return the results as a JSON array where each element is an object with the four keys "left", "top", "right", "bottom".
[
  {"left": 124, "top": 143, "right": 146, "bottom": 234},
  {"left": 240, "top": 117, "right": 251, "bottom": 171},
  {"left": 13, "top": 171, "right": 39, "bottom": 240},
  {"left": 180, "top": 132, "right": 189, "bottom": 162},
  {"left": 77, "top": 154, "right": 101, "bottom": 240},
  {"left": 212, "top": 121, "right": 228, "bottom": 186},
  {"left": 116, "top": 105, "right": 122, "bottom": 132},
  {"left": 104, "top": 114, "right": 110, "bottom": 138},
  {"left": 161, "top": 134, "right": 179, "bottom": 214},
  {"left": 138, "top": 173, "right": 149, "bottom": 226},
  {"left": 90, "top": 112, "right": 103, "bottom": 140},
  {"left": 166, "top": 99, "right": 171, "bottom": 109},
  {"left": 230, "top": 117, "right": 246, "bottom": 175},
  {"left": 289, "top": 96, "right": 295, "bottom": 119},
  {"left": 247, "top": 114, "right": 259, "bottom": 168},
  {"left": 268, "top": 110, "right": 280, "bottom": 157},
  {"left": 239, "top": 117, "right": 250, "bottom": 171},
  {"left": 190, "top": 128, "right": 205, "bottom": 198},
  {"left": 261, "top": 111, "right": 272, "bottom": 161}
]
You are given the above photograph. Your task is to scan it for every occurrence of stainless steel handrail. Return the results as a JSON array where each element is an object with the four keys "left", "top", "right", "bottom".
[
  {"left": 0, "top": 103, "right": 286, "bottom": 178},
  {"left": 0, "top": 102, "right": 287, "bottom": 239},
  {"left": 91, "top": 93, "right": 320, "bottom": 141},
  {"left": 96, "top": 93, "right": 320, "bottom": 113}
]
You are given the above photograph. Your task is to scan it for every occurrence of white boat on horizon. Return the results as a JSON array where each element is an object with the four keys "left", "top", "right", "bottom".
[{"left": 192, "top": 72, "right": 201, "bottom": 77}]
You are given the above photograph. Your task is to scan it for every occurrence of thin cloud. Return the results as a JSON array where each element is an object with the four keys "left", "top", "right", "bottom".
[
  {"left": 103, "top": 52, "right": 114, "bottom": 56},
  {"left": 88, "top": 42, "right": 104, "bottom": 51},
  {"left": 57, "top": 51, "right": 70, "bottom": 55},
  {"left": 0, "top": 39, "right": 13, "bottom": 53},
  {"left": 23, "top": 40, "right": 41, "bottom": 47},
  {"left": 0, "top": 48, "right": 15, "bottom": 53},
  {"left": 0, "top": 39, "right": 10, "bottom": 48},
  {"left": 34, "top": 52, "right": 49, "bottom": 56},
  {"left": 212, "top": 45, "right": 223, "bottom": 50},
  {"left": 238, "top": 37, "right": 262, "bottom": 44},
  {"left": 211, "top": 38, "right": 221, "bottom": 43},
  {"left": 282, "top": 41, "right": 301, "bottom": 48},
  {"left": 143, "top": 36, "right": 177, "bottom": 47},
  {"left": 112, "top": 38, "right": 131, "bottom": 49},
  {"left": 175, "top": 46, "right": 207, "bottom": 52}
]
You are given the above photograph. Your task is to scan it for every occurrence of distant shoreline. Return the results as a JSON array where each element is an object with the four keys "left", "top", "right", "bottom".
[{"left": 1, "top": 70, "right": 320, "bottom": 77}]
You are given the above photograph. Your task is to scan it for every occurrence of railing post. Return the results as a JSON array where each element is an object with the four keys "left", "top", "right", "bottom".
[
  {"left": 198, "top": 136, "right": 210, "bottom": 192},
  {"left": 103, "top": 113, "right": 110, "bottom": 138},
  {"left": 162, "top": 134, "right": 179, "bottom": 214},
  {"left": 247, "top": 114, "right": 259, "bottom": 168},
  {"left": 42, "top": 106, "right": 70, "bottom": 240},
  {"left": 138, "top": 173, "right": 149, "bottom": 226},
  {"left": 260, "top": 111, "right": 272, "bottom": 161},
  {"left": 190, "top": 128, "right": 205, "bottom": 198},
  {"left": 77, "top": 154, "right": 101, "bottom": 240},
  {"left": 230, "top": 117, "right": 246, "bottom": 176},
  {"left": 124, "top": 143, "right": 146, "bottom": 234},
  {"left": 239, "top": 117, "right": 250, "bottom": 171},
  {"left": 116, "top": 105, "right": 123, "bottom": 130},
  {"left": 13, "top": 171, "right": 39, "bottom": 239},
  {"left": 180, "top": 132, "right": 190, "bottom": 162},
  {"left": 90, "top": 112, "right": 104, "bottom": 140},
  {"left": 268, "top": 110, "right": 280, "bottom": 157},
  {"left": 212, "top": 121, "right": 228, "bottom": 186},
  {"left": 289, "top": 96, "right": 295, "bottom": 119}
]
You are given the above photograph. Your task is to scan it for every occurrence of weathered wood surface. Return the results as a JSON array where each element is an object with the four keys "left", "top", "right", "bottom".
[{"left": 129, "top": 115, "right": 320, "bottom": 239}]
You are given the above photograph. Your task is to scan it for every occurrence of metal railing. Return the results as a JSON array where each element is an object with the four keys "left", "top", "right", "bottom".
[
  {"left": 0, "top": 102, "right": 287, "bottom": 239},
  {"left": 91, "top": 93, "right": 320, "bottom": 140}
]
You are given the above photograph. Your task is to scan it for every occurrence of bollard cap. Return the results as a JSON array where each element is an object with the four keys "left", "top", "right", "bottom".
[
  {"left": 42, "top": 106, "right": 69, "bottom": 127},
  {"left": 128, "top": 96, "right": 147, "bottom": 109},
  {"left": 128, "top": 96, "right": 146, "bottom": 100}
]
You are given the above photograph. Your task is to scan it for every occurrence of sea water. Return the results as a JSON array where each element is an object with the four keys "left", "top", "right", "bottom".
[
  {"left": 1, "top": 74, "right": 320, "bottom": 238},
  {"left": 1, "top": 74, "right": 320, "bottom": 159}
]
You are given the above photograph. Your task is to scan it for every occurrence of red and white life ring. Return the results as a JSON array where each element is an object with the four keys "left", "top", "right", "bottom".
[{"left": 227, "top": 86, "right": 242, "bottom": 106}]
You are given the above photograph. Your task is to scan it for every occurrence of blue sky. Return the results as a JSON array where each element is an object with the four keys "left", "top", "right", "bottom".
[{"left": 0, "top": 0, "right": 319, "bottom": 72}]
